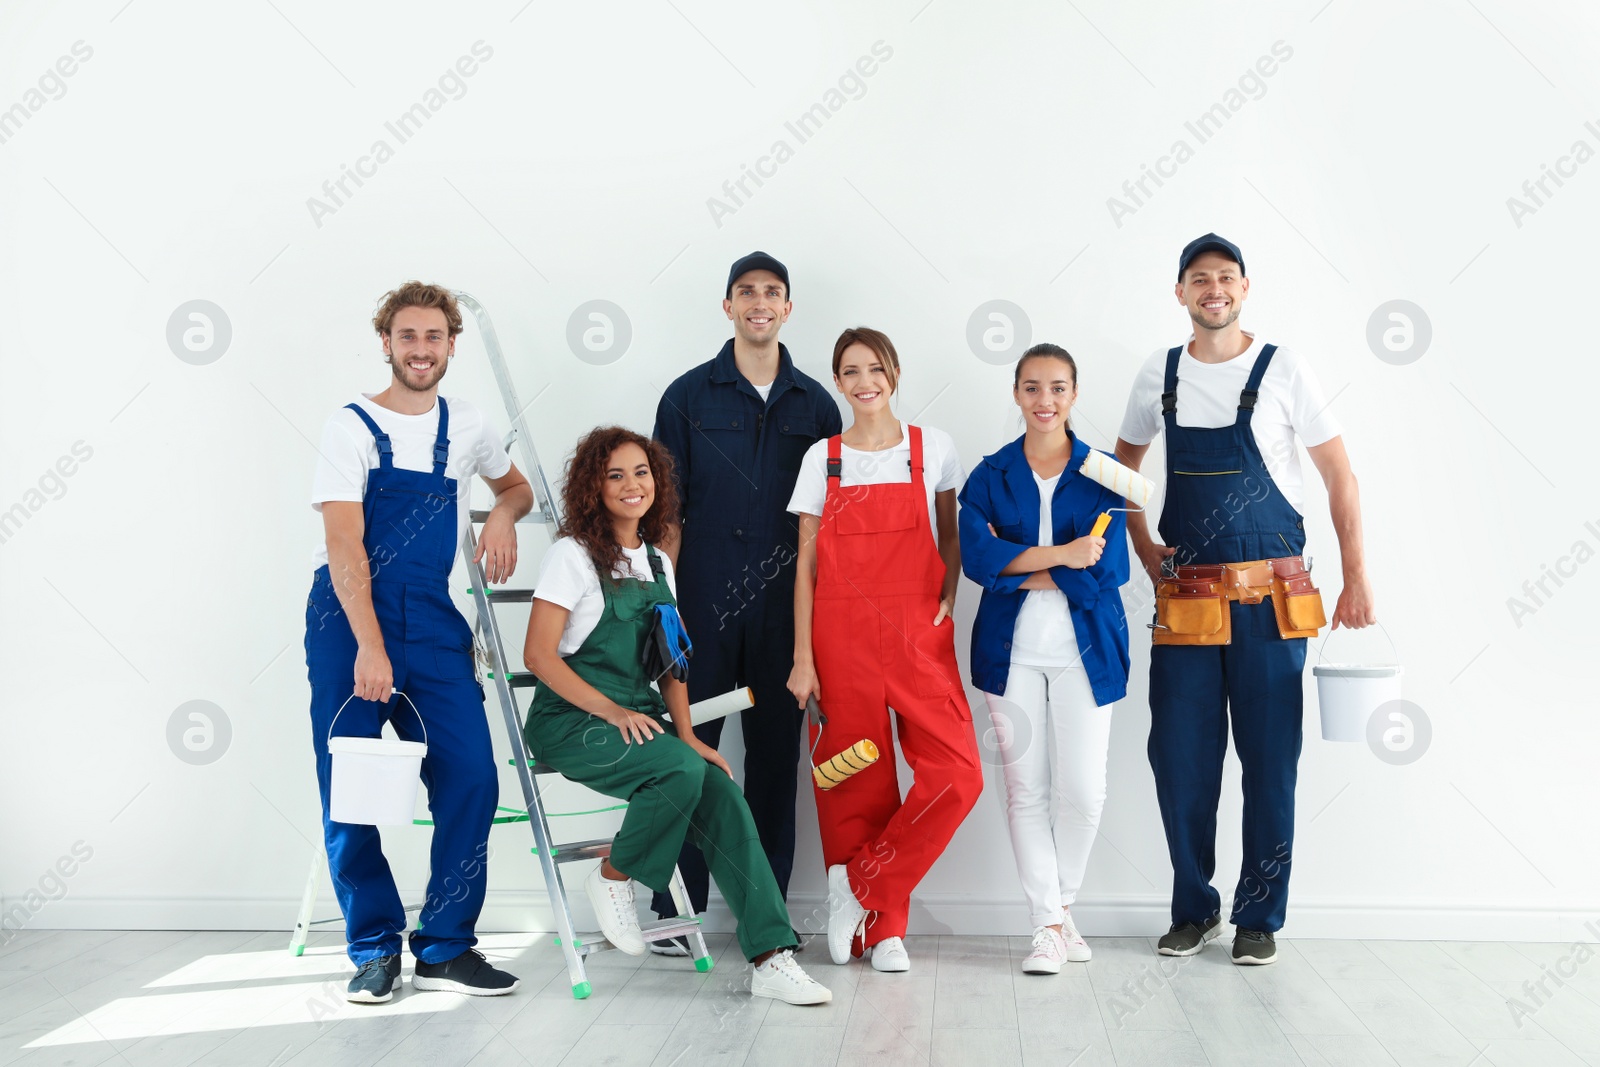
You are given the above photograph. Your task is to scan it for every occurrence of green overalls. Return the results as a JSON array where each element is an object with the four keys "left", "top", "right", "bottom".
[{"left": 523, "top": 543, "right": 795, "bottom": 962}]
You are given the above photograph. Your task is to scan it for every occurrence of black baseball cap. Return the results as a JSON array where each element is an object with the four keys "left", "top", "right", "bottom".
[
  {"left": 726, "top": 251, "right": 790, "bottom": 298},
  {"left": 1178, "top": 233, "right": 1245, "bottom": 281}
]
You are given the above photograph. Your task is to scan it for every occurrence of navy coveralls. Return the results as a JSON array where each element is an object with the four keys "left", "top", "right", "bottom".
[
  {"left": 652, "top": 340, "right": 842, "bottom": 916},
  {"left": 1147, "top": 344, "right": 1307, "bottom": 934},
  {"left": 304, "top": 399, "right": 499, "bottom": 965}
]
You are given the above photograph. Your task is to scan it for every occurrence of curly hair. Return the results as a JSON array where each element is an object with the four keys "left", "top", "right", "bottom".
[
  {"left": 558, "top": 426, "right": 680, "bottom": 584},
  {"left": 372, "top": 281, "right": 464, "bottom": 338}
]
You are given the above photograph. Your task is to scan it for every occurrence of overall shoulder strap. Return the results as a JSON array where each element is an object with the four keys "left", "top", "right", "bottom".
[
  {"left": 1238, "top": 344, "right": 1278, "bottom": 422},
  {"left": 344, "top": 403, "right": 394, "bottom": 469},
  {"left": 431, "top": 397, "right": 451, "bottom": 475},
  {"left": 1159, "top": 346, "right": 1183, "bottom": 426},
  {"left": 645, "top": 543, "right": 667, "bottom": 583},
  {"left": 826, "top": 434, "right": 842, "bottom": 480},
  {"left": 907, "top": 424, "right": 925, "bottom": 484}
]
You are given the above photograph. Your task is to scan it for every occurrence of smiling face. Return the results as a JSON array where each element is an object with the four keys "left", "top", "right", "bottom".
[
  {"left": 1176, "top": 251, "right": 1249, "bottom": 332},
  {"left": 834, "top": 341, "right": 897, "bottom": 415},
  {"left": 601, "top": 442, "right": 655, "bottom": 527},
  {"left": 723, "top": 269, "right": 791, "bottom": 346},
  {"left": 1013, "top": 355, "right": 1077, "bottom": 434},
  {"left": 382, "top": 305, "right": 454, "bottom": 393}
]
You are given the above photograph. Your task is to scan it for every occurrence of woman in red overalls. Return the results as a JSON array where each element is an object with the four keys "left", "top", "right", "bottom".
[{"left": 786, "top": 326, "right": 983, "bottom": 973}]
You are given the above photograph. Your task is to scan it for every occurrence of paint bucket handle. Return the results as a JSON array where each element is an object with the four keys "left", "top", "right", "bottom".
[
  {"left": 327, "top": 688, "right": 427, "bottom": 747},
  {"left": 1314, "top": 619, "right": 1398, "bottom": 666}
]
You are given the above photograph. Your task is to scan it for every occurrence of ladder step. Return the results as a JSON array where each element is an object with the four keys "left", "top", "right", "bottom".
[
  {"left": 487, "top": 671, "right": 540, "bottom": 688},
  {"left": 640, "top": 916, "right": 704, "bottom": 940},
  {"left": 531, "top": 837, "right": 612, "bottom": 862},
  {"left": 468, "top": 588, "right": 539, "bottom": 603},
  {"left": 471, "top": 508, "right": 551, "bottom": 526},
  {"left": 504, "top": 758, "right": 561, "bottom": 775}
]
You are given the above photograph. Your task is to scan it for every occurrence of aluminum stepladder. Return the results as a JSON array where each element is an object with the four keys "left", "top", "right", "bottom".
[
  {"left": 456, "top": 292, "right": 712, "bottom": 998},
  {"left": 288, "top": 293, "right": 713, "bottom": 998}
]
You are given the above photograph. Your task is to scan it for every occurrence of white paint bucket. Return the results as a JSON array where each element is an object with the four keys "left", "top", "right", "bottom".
[
  {"left": 1313, "top": 664, "right": 1403, "bottom": 742},
  {"left": 1311, "top": 624, "right": 1402, "bottom": 743},
  {"left": 327, "top": 691, "right": 427, "bottom": 825}
]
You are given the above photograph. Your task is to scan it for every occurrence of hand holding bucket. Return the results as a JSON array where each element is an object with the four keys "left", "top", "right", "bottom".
[
  {"left": 326, "top": 689, "right": 428, "bottom": 825},
  {"left": 1311, "top": 623, "right": 1402, "bottom": 743}
]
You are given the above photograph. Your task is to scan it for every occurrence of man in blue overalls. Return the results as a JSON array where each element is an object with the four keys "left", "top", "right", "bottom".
[
  {"left": 305, "top": 282, "right": 533, "bottom": 1001},
  {"left": 649, "top": 253, "right": 842, "bottom": 940},
  {"left": 1115, "top": 235, "right": 1376, "bottom": 965}
]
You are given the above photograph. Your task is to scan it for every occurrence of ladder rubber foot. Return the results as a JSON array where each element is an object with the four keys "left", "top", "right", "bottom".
[
  {"left": 571, "top": 980, "right": 591, "bottom": 1000},
  {"left": 293, "top": 945, "right": 304, "bottom": 958},
  {"left": 694, "top": 956, "right": 714, "bottom": 973}
]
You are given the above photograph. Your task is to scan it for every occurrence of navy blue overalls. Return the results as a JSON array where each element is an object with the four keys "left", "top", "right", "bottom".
[
  {"left": 1147, "top": 344, "right": 1306, "bottom": 934},
  {"left": 303, "top": 398, "right": 499, "bottom": 966}
]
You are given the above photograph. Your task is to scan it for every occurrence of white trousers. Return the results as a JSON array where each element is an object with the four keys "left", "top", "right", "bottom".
[{"left": 983, "top": 662, "right": 1113, "bottom": 928}]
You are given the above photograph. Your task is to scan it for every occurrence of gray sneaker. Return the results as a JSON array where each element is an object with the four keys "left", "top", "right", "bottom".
[
  {"left": 1157, "top": 915, "right": 1222, "bottom": 957},
  {"left": 1231, "top": 929, "right": 1277, "bottom": 965}
]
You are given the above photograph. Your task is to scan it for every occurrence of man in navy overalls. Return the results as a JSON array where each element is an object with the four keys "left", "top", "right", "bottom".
[
  {"left": 1115, "top": 236, "right": 1376, "bottom": 965},
  {"left": 305, "top": 282, "right": 533, "bottom": 1001},
  {"left": 649, "top": 253, "right": 842, "bottom": 937}
]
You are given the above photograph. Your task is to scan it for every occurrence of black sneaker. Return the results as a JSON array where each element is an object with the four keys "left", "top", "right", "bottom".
[
  {"left": 1157, "top": 915, "right": 1222, "bottom": 957},
  {"left": 347, "top": 954, "right": 400, "bottom": 1003},
  {"left": 1231, "top": 928, "right": 1277, "bottom": 966},
  {"left": 648, "top": 935, "right": 692, "bottom": 957},
  {"left": 412, "top": 949, "right": 520, "bottom": 996}
]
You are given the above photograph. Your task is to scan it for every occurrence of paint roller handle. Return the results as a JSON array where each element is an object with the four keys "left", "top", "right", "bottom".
[{"left": 1089, "top": 512, "right": 1112, "bottom": 538}]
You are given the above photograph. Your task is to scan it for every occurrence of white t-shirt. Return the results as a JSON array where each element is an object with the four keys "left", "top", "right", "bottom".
[
  {"left": 309, "top": 394, "right": 512, "bottom": 569},
  {"left": 534, "top": 537, "right": 679, "bottom": 656},
  {"left": 1009, "top": 472, "right": 1082, "bottom": 668},
  {"left": 1117, "top": 336, "right": 1340, "bottom": 510},
  {"left": 786, "top": 425, "right": 965, "bottom": 546},
  {"left": 753, "top": 381, "right": 773, "bottom": 403}
]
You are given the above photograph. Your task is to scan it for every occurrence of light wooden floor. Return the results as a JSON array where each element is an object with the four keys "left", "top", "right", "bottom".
[{"left": 1, "top": 928, "right": 1597, "bottom": 1066}]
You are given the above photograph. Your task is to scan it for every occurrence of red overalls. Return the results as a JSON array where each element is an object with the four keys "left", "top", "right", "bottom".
[{"left": 810, "top": 424, "right": 984, "bottom": 952}]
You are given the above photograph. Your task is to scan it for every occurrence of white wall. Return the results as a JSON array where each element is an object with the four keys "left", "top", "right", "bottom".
[{"left": 2, "top": 0, "right": 1596, "bottom": 943}]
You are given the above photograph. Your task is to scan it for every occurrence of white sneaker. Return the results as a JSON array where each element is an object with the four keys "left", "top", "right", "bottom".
[
  {"left": 826, "top": 864, "right": 866, "bottom": 965},
  {"left": 751, "top": 949, "right": 833, "bottom": 1005},
  {"left": 1021, "top": 926, "right": 1067, "bottom": 975},
  {"left": 871, "top": 936, "right": 910, "bottom": 972},
  {"left": 585, "top": 867, "right": 646, "bottom": 956},
  {"left": 1059, "top": 912, "right": 1092, "bottom": 963}
]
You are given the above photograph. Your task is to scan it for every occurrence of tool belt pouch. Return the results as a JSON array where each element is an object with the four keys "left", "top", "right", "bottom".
[
  {"left": 1154, "top": 572, "right": 1231, "bottom": 646},
  {"left": 1269, "top": 562, "right": 1325, "bottom": 638}
]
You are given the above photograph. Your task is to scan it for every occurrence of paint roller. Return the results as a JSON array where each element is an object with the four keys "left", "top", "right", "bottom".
[
  {"left": 805, "top": 696, "right": 881, "bottom": 789},
  {"left": 664, "top": 687, "right": 754, "bottom": 727},
  {"left": 1078, "top": 451, "right": 1155, "bottom": 537}
]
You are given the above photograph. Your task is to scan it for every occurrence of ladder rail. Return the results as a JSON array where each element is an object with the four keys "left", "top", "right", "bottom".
[
  {"left": 455, "top": 290, "right": 563, "bottom": 532},
  {"left": 462, "top": 525, "right": 590, "bottom": 994}
]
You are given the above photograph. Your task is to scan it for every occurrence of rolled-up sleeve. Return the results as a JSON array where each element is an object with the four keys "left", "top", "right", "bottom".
[{"left": 958, "top": 469, "right": 1030, "bottom": 595}]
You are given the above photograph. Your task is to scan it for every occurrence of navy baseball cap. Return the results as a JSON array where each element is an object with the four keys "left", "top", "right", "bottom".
[
  {"left": 1178, "top": 233, "right": 1245, "bottom": 280},
  {"left": 726, "top": 251, "right": 790, "bottom": 298}
]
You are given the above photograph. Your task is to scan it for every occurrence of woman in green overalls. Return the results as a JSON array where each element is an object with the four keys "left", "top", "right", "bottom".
[{"left": 521, "top": 426, "right": 831, "bottom": 1006}]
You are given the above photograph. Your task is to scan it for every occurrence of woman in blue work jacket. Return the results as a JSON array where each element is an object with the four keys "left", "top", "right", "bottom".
[{"left": 958, "top": 343, "right": 1131, "bottom": 976}]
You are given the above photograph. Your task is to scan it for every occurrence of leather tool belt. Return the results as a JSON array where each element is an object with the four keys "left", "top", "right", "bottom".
[{"left": 1152, "top": 555, "right": 1326, "bottom": 646}]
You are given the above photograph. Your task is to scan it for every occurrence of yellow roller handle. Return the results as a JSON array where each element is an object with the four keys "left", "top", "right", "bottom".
[{"left": 1090, "top": 512, "right": 1112, "bottom": 538}]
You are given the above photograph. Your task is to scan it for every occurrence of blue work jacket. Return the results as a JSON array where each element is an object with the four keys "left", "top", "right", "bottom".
[
  {"left": 958, "top": 433, "right": 1131, "bottom": 705},
  {"left": 653, "top": 340, "right": 842, "bottom": 562}
]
